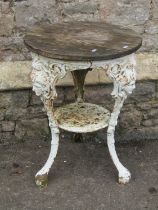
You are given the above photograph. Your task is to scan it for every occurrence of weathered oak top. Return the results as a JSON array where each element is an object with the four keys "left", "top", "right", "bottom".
[{"left": 24, "top": 22, "right": 142, "bottom": 61}]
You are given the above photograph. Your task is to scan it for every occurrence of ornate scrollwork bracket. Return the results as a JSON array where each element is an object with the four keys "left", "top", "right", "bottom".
[
  {"left": 106, "top": 54, "right": 136, "bottom": 99},
  {"left": 31, "top": 53, "right": 67, "bottom": 103},
  {"left": 31, "top": 53, "right": 67, "bottom": 132}
]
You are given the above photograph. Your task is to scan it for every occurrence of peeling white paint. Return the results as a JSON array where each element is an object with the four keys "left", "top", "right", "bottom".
[{"left": 31, "top": 53, "right": 136, "bottom": 186}]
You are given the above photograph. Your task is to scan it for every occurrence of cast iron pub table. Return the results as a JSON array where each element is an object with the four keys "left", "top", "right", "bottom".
[{"left": 24, "top": 22, "right": 142, "bottom": 187}]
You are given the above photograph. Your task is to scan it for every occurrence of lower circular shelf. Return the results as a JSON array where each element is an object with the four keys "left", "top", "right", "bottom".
[{"left": 54, "top": 102, "right": 110, "bottom": 133}]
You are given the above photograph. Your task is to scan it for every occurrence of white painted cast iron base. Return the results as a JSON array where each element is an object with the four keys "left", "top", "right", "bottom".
[{"left": 31, "top": 53, "right": 136, "bottom": 186}]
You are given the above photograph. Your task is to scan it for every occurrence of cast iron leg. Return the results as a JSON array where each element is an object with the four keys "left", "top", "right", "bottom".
[
  {"left": 35, "top": 100, "right": 59, "bottom": 187},
  {"left": 71, "top": 69, "right": 90, "bottom": 142},
  {"left": 31, "top": 53, "right": 66, "bottom": 187},
  {"left": 106, "top": 55, "right": 136, "bottom": 184},
  {"left": 107, "top": 96, "right": 131, "bottom": 184},
  {"left": 71, "top": 69, "right": 90, "bottom": 103}
]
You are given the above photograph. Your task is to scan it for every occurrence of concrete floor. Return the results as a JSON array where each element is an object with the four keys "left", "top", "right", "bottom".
[{"left": 0, "top": 136, "right": 158, "bottom": 210}]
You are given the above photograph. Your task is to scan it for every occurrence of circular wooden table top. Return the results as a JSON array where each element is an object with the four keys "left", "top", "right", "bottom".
[{"left": 24, "top": 21, "right": 142, "bottom": 61}]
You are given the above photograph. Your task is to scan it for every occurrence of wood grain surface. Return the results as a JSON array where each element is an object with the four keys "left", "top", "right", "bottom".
[{"left": 24, "top": 22, "right": 142, "bottom": 61}]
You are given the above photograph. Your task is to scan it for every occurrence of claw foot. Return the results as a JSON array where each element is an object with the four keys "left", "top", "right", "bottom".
[
  {"left": 118, "top": 168, "right": 131, "bottom": 184},
  {"left": 35, "top": 173, "right": 48, "bottom": 187}
]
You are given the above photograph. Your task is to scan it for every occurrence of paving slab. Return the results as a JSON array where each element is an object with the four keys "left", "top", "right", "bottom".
[{"left": 0, "top": 137, "right": 158, "bottom": 210}]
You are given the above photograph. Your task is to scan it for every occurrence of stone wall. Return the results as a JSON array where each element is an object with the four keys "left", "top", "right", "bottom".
[
  {"left": 0, "top": 0, "right": 158, "bottom": 144},
  {"left": 0, "top": 81, "right": 158, "bottom": 144},
  {"left": 0, "top": 0, "right": 158, "bottom": 61}
]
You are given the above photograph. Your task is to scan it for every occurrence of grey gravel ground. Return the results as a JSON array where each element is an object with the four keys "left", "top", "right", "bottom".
[{"left": 0, "top": 136, "right": 158, "bottom": 210}]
